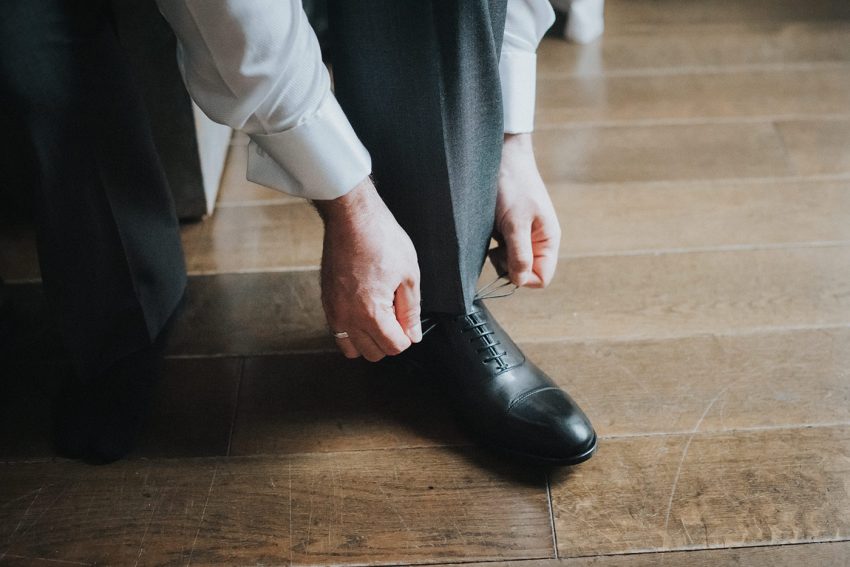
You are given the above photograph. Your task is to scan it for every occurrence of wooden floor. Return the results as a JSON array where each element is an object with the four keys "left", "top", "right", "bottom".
[{"left": 3, "top": 1, "right": 850, "bottom": 565}]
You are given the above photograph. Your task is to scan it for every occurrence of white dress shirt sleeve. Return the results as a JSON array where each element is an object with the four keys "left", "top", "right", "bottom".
[
  {"left": 156, "top": 0, "right": 371, "bottom": 200},
  {"left": 501, "top": 0, "right": 556, "bottom": 133}
]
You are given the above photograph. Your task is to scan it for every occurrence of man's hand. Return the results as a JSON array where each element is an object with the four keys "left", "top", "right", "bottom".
[
  {"left": 314, "top": 178, "right": 422, "bottom": 362},
  {"left": 491, "top": 133, "right": 561, "bottom": 288}
]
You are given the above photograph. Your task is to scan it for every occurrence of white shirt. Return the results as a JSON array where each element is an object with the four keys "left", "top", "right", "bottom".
[{"left": 156, "top": 0, "right": 554, "bottom": 200}]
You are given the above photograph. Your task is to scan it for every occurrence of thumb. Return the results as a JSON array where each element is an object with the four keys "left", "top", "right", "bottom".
[
  {"left": 503, "top": 221, "right": 541, "bottom": 287},
  {"left": 394, "top": 278, "right": 422, "bottom": 342}
]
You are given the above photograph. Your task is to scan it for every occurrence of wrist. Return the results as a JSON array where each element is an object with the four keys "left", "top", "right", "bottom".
[
  {"left": 503, "top": 132, "right": 533, "bottom": 152},
  {"left": 313, "top": 176, "right": 379, "bottom": 227}
]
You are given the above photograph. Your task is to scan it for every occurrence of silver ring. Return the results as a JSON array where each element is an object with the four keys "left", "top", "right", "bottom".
[{"left": 332, "top": 331, "right": 350, "bottom": 339}]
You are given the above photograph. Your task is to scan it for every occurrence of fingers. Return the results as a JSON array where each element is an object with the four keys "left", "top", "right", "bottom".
[
  {"left": 527, "top": 216, "right": 560, "bottom": 288},
  {"left": 348, "top": 330, "right": 387, "bottom": 362},
  {"left": 330, "top": 294, "right": 416, "bottom": 361},
  {"left": 529, "top": 247, "right": 557, "bottom": 288},
  {"left": 501, "top": 220, "right": 541, "bottom": 287},
  {"left": 394, "top": 278, "right": 422, "bottom": 343},
  {"left": 334, "top": 334, "right": 360, "bottom": 359}
]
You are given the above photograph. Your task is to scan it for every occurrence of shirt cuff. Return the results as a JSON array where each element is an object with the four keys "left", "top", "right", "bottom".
[
  {"left": 500, "top": 50, "right": 537, "bottom": 134},
  {"left": 246, "top": 94, "right": 372, "bottom": 200}
]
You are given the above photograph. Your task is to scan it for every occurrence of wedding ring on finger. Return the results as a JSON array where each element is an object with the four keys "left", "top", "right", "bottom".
[{"left": 332, "top": 331, "right": 350, "bottom": 339}]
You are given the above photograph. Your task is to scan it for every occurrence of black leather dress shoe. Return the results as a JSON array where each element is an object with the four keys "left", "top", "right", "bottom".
[{"left": 410, "top": 300, "right": 597, "bottom": 465}]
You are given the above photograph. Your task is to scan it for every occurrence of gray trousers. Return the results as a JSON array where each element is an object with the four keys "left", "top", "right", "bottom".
[
  {"left": 330, "top": 0, "right": 508, "bottom": 314},
  {"left": 0, "top": 0, "right": 187, "bottom": 378},
  {"left": 1, "top": 0, "right": 507, "bottom": 376}
]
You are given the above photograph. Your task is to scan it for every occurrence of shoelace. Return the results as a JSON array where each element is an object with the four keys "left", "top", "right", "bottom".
[{"left": 419, "top": 275, "right": 518, "bottom": 369}]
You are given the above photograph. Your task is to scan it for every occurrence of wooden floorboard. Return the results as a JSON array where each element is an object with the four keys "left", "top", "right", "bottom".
[
  {"left": 229, "top": 326, "right": 850, "bottom": 456},
  {"left": 523, "top": 326, "right": 850, "bottom": 438},
  {"left": 602, "top": 0, "right": 850, "bottom": 29},
  {"left": 9, "top": 324, "right": 849, "bottom": 462},
  {"left": 549, "top": 424, "right": 850, "bottom": 557},
  {"left": 534, "top": 122, "right": 793, "bottom": 184},
  {"left": 429, "top": 540, "right": 850, "bottom": 566},
  {"left": 537, "top": 67, "right": 850, "bottom": 125},
  {"left": 165, "top": 270, "right": 328, "bottom": 356},
  {"left": 2, "top": 0, "right": 849, "bottom": 565},
  {"left": 537, "top": 23, "right": 850, "bottom": 77},
  {"left": 128, "top": 243, "right": 844, "bottom": 355},
  {"left": 229, "top": 353, "right": 463, "bottom": 456},
  {"left": 776, "top": 118, "right": 850, "bottom": 176},
  {"left": 102, "top": 244, "right": 850, "bottom": 355},
  {"left": 11, "top": 176, "right": 850, "bottom": 280},
  {"left": 550, "top": 178, "right": 850, "bottom": 257},
  {"left": 0, "top": 448, "right": 553, "bottom": 566},
  {"left": 487, "top": 244, "right": 850, "bottom": 343},
  {"left": 180, "top": 201, "right": 323, "bottom": 274}
]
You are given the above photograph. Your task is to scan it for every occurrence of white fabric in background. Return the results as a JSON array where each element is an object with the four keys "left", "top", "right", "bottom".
[{"left": 551, "top": 0, "right": 605, "bottom": 44}]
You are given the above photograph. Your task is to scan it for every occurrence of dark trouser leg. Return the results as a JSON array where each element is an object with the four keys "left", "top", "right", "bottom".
[
  {"left": 0, "top": 0, "right": 187, "bottom": 378},
  {"left": 328, "top": 0, "right": 507, "bottom": 315}
]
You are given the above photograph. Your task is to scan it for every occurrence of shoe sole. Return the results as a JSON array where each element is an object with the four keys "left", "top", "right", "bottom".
[{"left": 487, "top": 433, "right": 599, "bottom": 467}]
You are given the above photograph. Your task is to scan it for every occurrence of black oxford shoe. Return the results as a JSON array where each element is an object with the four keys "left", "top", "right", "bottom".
[{"left": 411, "top": 300, "right": 597, "bottom": 465}]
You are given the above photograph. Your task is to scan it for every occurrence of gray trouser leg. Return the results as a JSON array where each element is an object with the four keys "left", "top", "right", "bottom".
[
  {"left": 329, "top": 0, "right": 507, "bottom": 314},
  {"left": 0, "top": 0, "right": 187, "bottom": 377}
]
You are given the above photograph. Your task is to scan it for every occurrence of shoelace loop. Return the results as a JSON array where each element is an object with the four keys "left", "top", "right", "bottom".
[{"left": 419, "top": 275, "right": 517, "bottom": 338}]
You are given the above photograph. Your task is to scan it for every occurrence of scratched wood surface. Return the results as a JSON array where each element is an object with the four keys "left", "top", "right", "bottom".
[
  {"left": 2, "top": 0, "right": 850, "bottom": 565},
  {"left": 0, "top": 449, "right": 552, "bottom": 565},
  {"left": 159, "top": 244, "right": 850, "bottom": 355},
  {"left": 435, "top": 540, "right": 850, "bottom": 566},
  {"left": 549, "top": 425, "right": 850, "bottom": 556}
]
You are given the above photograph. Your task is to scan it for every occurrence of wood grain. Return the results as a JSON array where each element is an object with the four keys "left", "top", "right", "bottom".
[
  {"left": 0, "top": 448, "right": 553, "bottom": 566},
  {"left": 181, "top": 202, "right": 323, "bottom": 273},
  {"left": 182, "top": 177, "right": 850, "bottom": 272},
  {"left": 537, "top": 23, "right": 850, "bottom": 77},
  {"left": 0, "top": 460, "right": 217, "bottom": 565},
  {"left": 229, "top": 326, "right": 850, "bottom": 456},
  {"left": 551, "top": 179, "right": 850, "bottom": 257},
  {"left": 434, "top": 540, "right": 850, "bottom": 566},
  {"left": 193, "top": 449, "right": 552, "bottom": 565},
  {"left": 10, "top": 177, "right": 850, "bottom": 282},
  {"left": 163, "top": 244, "right": 850, "bottom": 355},
  {"left": 229, "top": 353, "right": 463, "bottom": 456},
  {"left": 602, "top": 0, "right": 850, "bottom": 30},
  {"left": 17, "top": 245, "right": 850, "bottom": 358},
  {"left": 486, "top": 245, "right": 850, "bottom": 343},
  {"left": 522, "top": 327, "right": 850, "bottom": 438},
  {"left": 549, "top": 425, "right": 850, "bottom": 557},
  {"left": 537, "top": 68, "right": 850, "bottom": 124},
  {"left": 534, "top": 122, "right": 792, "bottom": 184},
  {"left": 165, "top": 270, "right": 331, "bottom": 356},
  {"left": 776, "top": 119, "right": 850, "bottom": 176}
]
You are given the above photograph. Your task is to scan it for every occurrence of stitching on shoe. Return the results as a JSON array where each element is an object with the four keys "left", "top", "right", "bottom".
[{"left": 507, "top": 386, "right": 562, "bottom": 412}]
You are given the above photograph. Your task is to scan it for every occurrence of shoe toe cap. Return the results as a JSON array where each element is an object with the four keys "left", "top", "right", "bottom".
[{"left": 508, "top": 387, "right": 597, "bottom": 462}]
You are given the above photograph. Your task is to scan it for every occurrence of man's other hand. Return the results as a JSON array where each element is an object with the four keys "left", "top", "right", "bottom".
[
  {"left": 491, "top": 133, "right": 561, "bottom": 288},
  {"left": 314, "top": 178, "right": 422, "bottom": 362}
]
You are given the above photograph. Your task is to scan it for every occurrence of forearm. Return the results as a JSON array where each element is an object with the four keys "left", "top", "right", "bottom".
[{"left": 156, "top": 0, "right": 371, "bottom": 200}]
